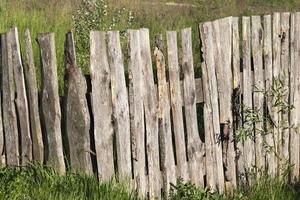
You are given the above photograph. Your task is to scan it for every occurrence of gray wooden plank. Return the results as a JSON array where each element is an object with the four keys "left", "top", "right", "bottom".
[
  {"left": 127, "top": 29, "right": 147, "bottom": 195},
  {"left": 107, "top": 31, "right": 132, "bottom": 179},
  {"left": 38, "top": 33, "right": 65, "bottom": 174},
  {"left": 90, "top": 31, "right": 115, "bottom": 180},
  {"left": 140, "top": 28, "right": 161, "bottom": 199},
  {"left": 24, "top": 29, "right": 44, "bottom": 163},
  {"left": 64, "top": 32, "right": 92, "bottom": 174}
]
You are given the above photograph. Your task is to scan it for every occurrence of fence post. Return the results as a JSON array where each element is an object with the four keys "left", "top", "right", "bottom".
[
  {"left": 64, "top": 32, "right": 92, "bottom": 174},
  {"left": 38, "top": 33, "right": 65, "bottom": 174}
]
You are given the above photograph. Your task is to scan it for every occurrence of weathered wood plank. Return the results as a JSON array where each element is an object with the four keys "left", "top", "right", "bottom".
[
  {"left": 280, "top": 12, "right": 290, "bottom": 173},
  {"left": 140, "top": 28, "right": 161, "bottom": 199},
  {"left": 2, "top": 32, "right": 19, "bottom": 166},
  {"left": 263, "top": 15, "right": 276, "bottom": 177},
  {"left": 166, "top": 31, "right": 188, "bottom": 182},
  {"left": 90, "top": 31, "right": 115, "bottom": 180},
  {"left": 10, "top": 28, "right": 32, "bottom": 164},
  {"left": 38, "top": 33, "right": 65, "bottom": 174},
  {"left": 232, "top": 17, "right": 244, "bottom": 185},
  {"left": 107, "top": 31, "right": 132, "bottom": 179},
  {"left": 200, "top": 22, "right": 219, "bottom": 191},
  {"left": 155, "top": 34, "right": 176, "bottom": 198},
  {"left": 24, "top": 29, "right": 44, "bottom": 162},
  {"left": 127, "top": 29, "right": 147, "bottom": 195},
  {"left": 272, "top": 13, "right": 281, "bottom": 175},
  {"left": 242, "top": 16, "right": 255, "bottom": 184},
  {"left": 181, "top": 28, "right": 205, "bottom": 187},
  {"left": 64, "top": 32, "right": 92, "bottom": 174},
  {"left": 0, "top": 90, "right": 4, "bottom": 166},
  {"left": 251, "top": 16, "right": 264, "bottom": 175}
]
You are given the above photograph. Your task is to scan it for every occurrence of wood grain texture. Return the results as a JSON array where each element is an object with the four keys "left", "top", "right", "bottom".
[
  {"left": 38, "top": 33, "right": 65, "bottom": 174},
  {"left": 10, "top": 28, "right": 32, "bottom": 164},
  {"left": 251, "top": 16, "right": 265, "bottom": 175},
  {"left": 140, "top": 28, "right": 161, "bottom": 199},
  {"left": 64, "top": 32, "right": 92, "bottom": 174},
  {"left": 90, "top": 31, "right": 115, "bottom": 180},
  {"left": 24, "top": 29, "right": 44, "bottom": 162},
  {"left": 1, "top": 32, "right": 19, "bottom": 166},
  {"left": 167, "top": 31, "right": 188, "bottom": 182},
  {"left": 107, "top": 31, "right": 132, "bottom": 179},
  {"left": 127, "top": 30, "right": 147, "bottom": 195}
]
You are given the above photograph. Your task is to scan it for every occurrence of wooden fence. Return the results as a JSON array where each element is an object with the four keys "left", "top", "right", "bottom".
[{"left": 0, "top": 12, "right": 300, "bottom": 199}]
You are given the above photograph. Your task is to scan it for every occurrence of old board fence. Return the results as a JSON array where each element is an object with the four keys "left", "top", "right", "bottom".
[{"left": 0, "top": 11, "right": 300, "bottom": 199}]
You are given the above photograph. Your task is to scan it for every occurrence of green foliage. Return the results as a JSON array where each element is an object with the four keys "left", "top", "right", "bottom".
[{"left": 0, "top": 164, "right": 138, "bottom": 200}]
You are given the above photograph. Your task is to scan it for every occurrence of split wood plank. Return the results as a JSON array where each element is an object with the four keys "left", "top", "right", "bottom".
[
  {"left": 127, "top": 29, "right": 147, "bottom": 195},
  {"left": 38, "top": 33, "right": 65, "bottom": 174},
  {"left": 0, "top": 90, "right": 3, "bottom": 166},
  {"left": 10, "top": 28, "right": 32, "bottom": 164},
  {"left": 140, "top": 28, "right": 161, "bottom": 199},
  {"left": 251, "top": 16, "right": 265, "bottom": 175},
  {"left": 272, "top": 13, "right": 281, "bottom": 175},
  {"left": 24, "top": 29, "right": 44, "bottom": 162},
  {"left": 64, "top": 32, "right": 92, "bottom": 174},
  {"left": 90, "top": 31, "right": 115, "bottom": 180},
  {"left": 289, "top": 12, "right": 300, "bottom": 182},
  {"left": 1, "top": 33, "right": 19, "bottom": 166},
  {"left": 155, "top": 34, "right": 176, "bottom": 197},
  {"left": 181, "top": 28, "right": 205, "bottom": 186},
  {"left": 242, "top": 17, "right": 255, "bottom": 185},
  {"left": 232, "top": 17, "right": 244, "bottom": 185},
  {"left": 280, "top": 12, "right": 290, "bottom": 172},
  {"left": 107, "top": 31, "right": 132, "bottom": 179},
  {"left": 167, "top": 31, "right": 188, "bottom": 182},
  {"left": 263, "top": 15, "right": 276, "bottom": 177}
]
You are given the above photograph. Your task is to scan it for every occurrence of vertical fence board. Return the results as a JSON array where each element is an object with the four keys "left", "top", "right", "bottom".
[
  {"left": 1, "top": 33, "right": 19, "bottom": 166},
  {"left": 24, "top": 29, "right": 44, "bottom": 162},
  {"left": 289, "top": 12, "right": 300, "bottom": 182},
  {"left": 38, "top": 33, "right": 65, "bottom": 174},
  {"left": 90, "top": 31, "right": 115, "bottom": 180},
  {"left": 242, "top": 17, "right": 255, "bottom": 184},
  {"left": 182, "top": 28, "right": 205, "bottom": 186},
  {"left": 10, "top": 28, "right": 32, "bottom": 164},
  {"left": 127, "top": 30, "right": 147, "bottom": 195},
  {"left": 232, "top": 17, "right": 244, "bottom": 185},
  {"left": 140, "top": 28, "right": 161, "bottom": 199},
  {"left": 64, "top": 32, "right": 92, "bottom": 174},
  {"left": 280, "top": 12, "right": 290, "bottom": 171},
  {"left": 167, "top": 31, "right": 188, "bottom": 182},
  {"left": 155, "top": 34, "right": 176, "bottom": 197},
  {"left": 107, "top": 31, "right": 132, "bottom": 179},
  {"left": 263, "top": 15, "right": 276, "bottom": 177},
  {"left": 272, "top": 13, "right": 281, "bottom": 175},
  {"left": 251, "top": 16, "right": 265, "bottom": 175}
]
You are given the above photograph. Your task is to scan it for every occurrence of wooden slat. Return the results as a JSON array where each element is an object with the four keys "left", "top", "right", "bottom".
[
  {"left": 64, "top": 32, "right": 92, "bottom": 174},
  {"left": 10, "top": 28, "right": 32, "bottom": 164},
  {"left": 155, "top": 34, "right": 176, "bottom": 198},
  {"left": 107, "top": 31, "right": 132, "bottom": 179},
  {"left": 200, "top": 22, "right": 218, "bottom": 191},
  {"left": 140, "top": 28, "right": 161, "bottom": 199},
  {"left": 167, "top": 31, "right": 188, "bottom": 182},
  {"left": 1, "top": 33, "right": 19, "bottom": 166},
  {"left": 251, "top": 16, "right": 264, "bottom": 175},
  {"left": 280, "top": 12, "right": 290, "bottom": 173},
  {"left": 127, "top": 29, "right": 147, "bottom": 195},
  {"left": 0, "top": 90, "right": 3, "bottom": 166},
  {"left": 232, "top": 17, "right": 244, "bottom": 185},
  {"left": 90, "top": 31, "right": 115, "bottom": 180},
  {"left": 290, "top": 12, "right": 300, "bottom": 182},
  {"left": 181, "top": 28, "right": 205, "bottom": 186},
  {"left": 263, "top": 15, "right": 276, "bottom": 177},
  {"left": 272, "top": 13, "right": 281, "bottom": 175},
  {"left": 24, "top": 29, "right": 44, "bottom": 162},
  {"left": 242, "top": 17, "right": 255, "bottom": 185},
  {"left": 38, "top": 33, "right": 65, "bottom": 174}
]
